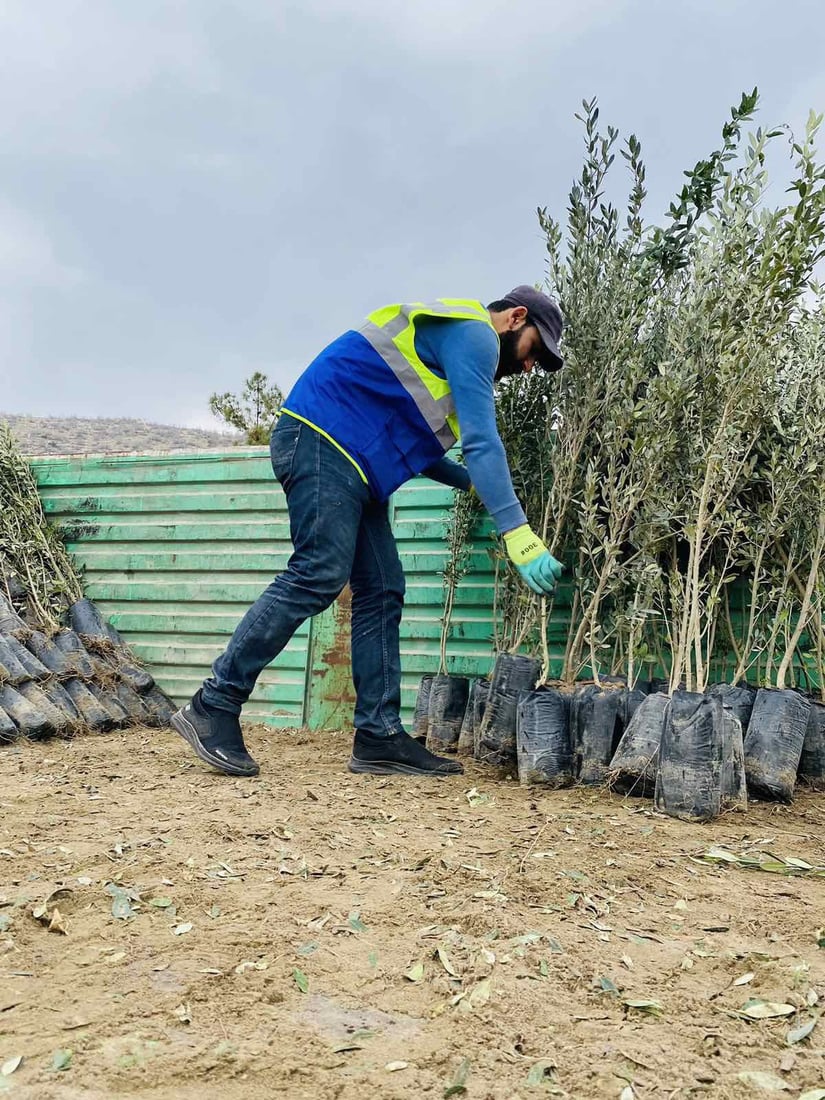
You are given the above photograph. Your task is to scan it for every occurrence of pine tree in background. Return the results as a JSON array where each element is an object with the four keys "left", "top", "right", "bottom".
[{"left": 209, "top": 371, "right": 284, "bottom": 444}]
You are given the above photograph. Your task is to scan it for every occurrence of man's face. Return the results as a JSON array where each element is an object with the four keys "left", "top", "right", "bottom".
[{"left": 494, "top": 322, "right": 546, "bottom": 381}]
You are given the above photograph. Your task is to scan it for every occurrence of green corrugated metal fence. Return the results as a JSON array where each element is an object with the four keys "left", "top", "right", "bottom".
[{"left": 31, "top": 448, "right": 501, "bottom": 729}]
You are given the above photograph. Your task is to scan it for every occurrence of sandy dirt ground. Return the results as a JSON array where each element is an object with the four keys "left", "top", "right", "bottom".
[{"left": 0, "top": 726, "right": 824, "bottom": 1100}]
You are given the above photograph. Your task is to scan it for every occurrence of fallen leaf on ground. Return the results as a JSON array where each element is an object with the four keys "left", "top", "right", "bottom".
[
  {"left": 385, "top": 1061, "right": 408, "bottom": 1072},
  {"left": 436, "top": 946, "right": 457, "bottom": 977},
  {"left": 736, "top": 1069, "right": 790, "bottom": 1091},
  {"left": 50, "top": 1050, "right": 72, "bottom": 1072},
  {"left": 173, "top": 923, "right": 193, "bottom": 936},
  {"left": 464, "top": 979, "right": 492, "bottom": 1011},
  {"left": 0, "top": 1057, "right": 22, "bottom": 1077},
  {"left": 444, "top": 1057, "right": 470, "bottom": 1097},
  {"left": 623, "top": 999, "right": 663, "bottom": 1017},
  {"left": 742, "top": 1001, "right": 795, "bottom": 1020},
  {"left": 32, "top": 888, "right": 72, "bottom": 925},
  {"left": 234, "top": 959, "right": 268, "bottom": 974},
  {"left": 105, "top": 883, "right": 138, "bottom": 920},
  {"left": 786, "top": 1015, "right": 818, "bottom": 1045},
  {"left": 525, "top": 1060, "right": 556, "bottom": 1086},
  {"left": 733, "top": 972, "right": 755, "bottom": 986},
  {"left": 404, "top": 962, "right": 425, "bottom": 982},
  {"left": 700, "top": 848, "right": 825, "bottom": 877},
  {"left": 293, "top": 968, "right": 309, "bottom": 993}
]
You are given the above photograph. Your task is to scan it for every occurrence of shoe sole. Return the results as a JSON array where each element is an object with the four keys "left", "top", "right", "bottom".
[
  {"left": 171, "top": 709, "right": 260, "bottom": 778},
  {"left": 347, "top": 757, "right": 462, "bottom": 777}
]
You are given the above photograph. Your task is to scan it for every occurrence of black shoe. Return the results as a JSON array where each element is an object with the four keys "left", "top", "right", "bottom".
[
  {"left": 347, "top": 729, "right": 463, "bottom": 777},
  {"left": 171, "top": 690, "right": 260, "bottom": 777}
]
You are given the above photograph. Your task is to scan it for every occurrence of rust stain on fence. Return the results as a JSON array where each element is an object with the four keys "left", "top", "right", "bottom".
[{"left": 306, "top": 586, "right": 357, "bottom": 729}]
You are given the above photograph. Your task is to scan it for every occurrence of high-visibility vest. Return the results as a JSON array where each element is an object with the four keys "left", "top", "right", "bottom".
[
  {"left": 282, "top": 299, "right": 495, "bottom": 501},
  {"left": 358, "top": 299, "right": 494, "bottom": 448}
]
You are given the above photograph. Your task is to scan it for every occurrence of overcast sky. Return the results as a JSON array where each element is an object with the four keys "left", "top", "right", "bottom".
[{"left": 1, "top": 0, "right": 823, "bottom": 430}]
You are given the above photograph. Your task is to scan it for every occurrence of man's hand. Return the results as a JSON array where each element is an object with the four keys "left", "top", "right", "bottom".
[{"left": 503, "top": 524, "right": 563, "bottom": 595}]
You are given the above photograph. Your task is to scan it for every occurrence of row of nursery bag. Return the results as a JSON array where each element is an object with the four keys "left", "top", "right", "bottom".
[
  {"left": 413, "top": 655, "right": 825, "bottom": 823},
  {"left": 0, "top": 592, "right": 176, "bottom": 742}
]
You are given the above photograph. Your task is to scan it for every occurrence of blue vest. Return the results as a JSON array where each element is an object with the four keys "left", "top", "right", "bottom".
[
  {"left": 283, "top": 300, "right": 493, "bottom": 502},
  {"left": 282, "top": 330, "right": 442, "bottom": 501}
]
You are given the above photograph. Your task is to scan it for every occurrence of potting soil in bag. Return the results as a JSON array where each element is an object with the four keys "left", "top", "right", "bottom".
[
  {"left": 655, "top": 691, "right": 722, "bottom": 822},
  {"left": 457, "top": 679, "right": 483, "bottom": 756},
  {"left": 744, "top": 688, "right": 810, "bottom": 802},
  {"left": 6, "top": 635, "right": 50, "bottom": 681},
  {"left": 118, "top": 661, "right": 155, "bottom": 694},
  {"left": 18, "top": 682, "right": 70, "bottom": 737},
  {"left": 93, "top": 685, "right": 128, "bottom": 727},
  {"left": 516, "top": 687, "right": 573, "bottom": 788},
  {"left": 622, "top": 687, "right": 648, "bottom": 733},
  {"left": 0, "top": 684, "right": 52, "bottom": 738},
  {"left": 142, "top": 685, "right": 178, "bottom": 727},
  {"left": 43, "top": 681, "right": 80, "bottom": 723},
  {"left": 427, "top": 674, "right": 469, "bottom": 753},
  {"left": 67, "top": 597, "right": 109, "bottom": 640},
  {"left": 708, "top": 683, "right": 756, "bottom": 735},
  {"left": 0, "top": 703, "right": 17, "bottom": 742},
  {"left": 63, "top": 678, "right": 111, "bottom": 731},
  {"left": 472, "top": 679, "right": 491, "bottom": 757},
  {"left": 719, "top": 704, "right": 748, "bottom": 812},
  {"left": 477, "top": 654, "right": 541, "bottom": 770},
  {"left": 572, "top": 684, "right": 623, "bottom": 785},
  {"left": 52, "top": 629, "right": 97, "bottom": 679},
  {"left": 26, "top": 631, "right": 72, "bottom": 676},
  {"left": 609, "top": 692, "right": 669, "bottom": 795},
  {"left": 798, "top": 699, "right": 825, "bottom": 789},
  {"left": 645, "top": 677, "right": 671, "bottom": 694},
  {"left": 114, "top": 681, "right": 152, "bottom": 724},
  {"left": 413, "top": 675, "right": 434, "bottom": 742},
  {"left": 0, "top": 636, "right": 30, "bottom": 685},
  {"left": 0, "top": 593, "right": 25, "bottom": 633}
]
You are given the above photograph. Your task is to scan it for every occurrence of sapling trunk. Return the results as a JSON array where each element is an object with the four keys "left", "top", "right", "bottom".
[{"left": 776, "top": 509, "right": 825, "bottom": 690}]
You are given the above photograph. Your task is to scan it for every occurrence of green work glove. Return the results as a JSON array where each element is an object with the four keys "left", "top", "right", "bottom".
[{"left": 503, "top": 524, "right": 563, "bottom": 595}]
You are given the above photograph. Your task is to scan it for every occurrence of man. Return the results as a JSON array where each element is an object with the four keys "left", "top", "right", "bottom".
[{"left": 172, "top": 286, "right": 564, "bottom": 779}]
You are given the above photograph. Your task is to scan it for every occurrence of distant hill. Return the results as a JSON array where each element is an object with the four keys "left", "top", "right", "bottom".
[{"left": 1, "top": 414, "right": 245, "bottom": 455}]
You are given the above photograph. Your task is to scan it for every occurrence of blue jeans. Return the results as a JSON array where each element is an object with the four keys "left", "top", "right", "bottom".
[{"left": 202, "top": 416, "right": 406, "bottom": 736}]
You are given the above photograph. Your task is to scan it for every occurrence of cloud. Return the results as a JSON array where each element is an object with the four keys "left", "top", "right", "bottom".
[
  {"left": 0, "top": 1, "right": 219, "bottom": 157},
  {"left": 274, "top": 0, "right": 633, "bottom": 56},
  {"left": 0, "top": 0, "right": 823, "bottom": 424},
  {"left": 0, "top": 200, "right": 83, "bottom": 289}
]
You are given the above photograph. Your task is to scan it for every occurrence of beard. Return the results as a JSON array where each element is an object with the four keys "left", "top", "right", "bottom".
[{"left": 494, "top": 329, "right": 526, "bottom": 381}]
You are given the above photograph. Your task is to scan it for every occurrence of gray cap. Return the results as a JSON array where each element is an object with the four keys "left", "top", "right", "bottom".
[{"left": 501, "top": 285, "right": 564, "bottom": 371}]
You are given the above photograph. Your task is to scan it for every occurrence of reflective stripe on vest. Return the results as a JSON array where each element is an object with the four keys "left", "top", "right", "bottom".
[{"left": 358, "top": 299, "right": 495, "bottom": 449}]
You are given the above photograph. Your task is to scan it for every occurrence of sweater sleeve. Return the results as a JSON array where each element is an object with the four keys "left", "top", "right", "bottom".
[{"left": 414, "top": 318, "right": 527, "bottom": 533}]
